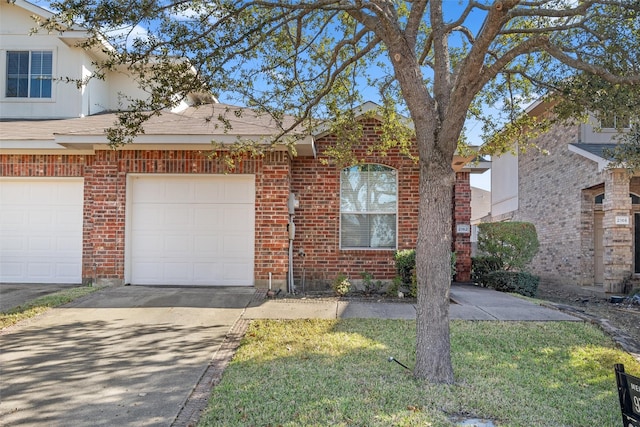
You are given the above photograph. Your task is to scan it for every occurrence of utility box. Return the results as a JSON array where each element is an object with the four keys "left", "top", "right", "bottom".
[{"left": 288, "top": 193, "right": 299, "bottom": 214}]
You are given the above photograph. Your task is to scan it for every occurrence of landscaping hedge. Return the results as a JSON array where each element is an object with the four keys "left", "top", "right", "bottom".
[
  {"left": 483, "top": 270, "right": 540, "bottom": 297},
  {"left": 471, "top": 256, "right": 504, "bottom": 286}
]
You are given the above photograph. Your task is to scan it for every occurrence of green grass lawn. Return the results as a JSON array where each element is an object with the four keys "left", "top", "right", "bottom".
[
  {"left": 0, "top": 286, "right": 100, "bottom": 329},
  {"left": 199, "top": 319, "right": 640, "bottom": 427}
]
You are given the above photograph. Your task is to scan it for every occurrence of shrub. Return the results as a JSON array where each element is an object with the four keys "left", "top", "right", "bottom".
[
  {"left": 483, "top": 270, "right": 540, "bottom": 297},
  {"left": 394, "top": 249, "right": 416, "bottom": 284},
  {"left": 471, "top": 256, "right": 504, "bottom": 286},
  {"left": 395, "top": 249, "right": 457, "bottom": 295},
  {"left": 387, "top": 276, "right": 402, "bottom": 297},
  {"left": 409, "top": 270, "right": 417, "bottom": 298},
  {"left": 477, "top": 222, "right": 539, "bottom": 271},
  {"left": 450, "top": 251, "right": 457, "bottom": 280},
  {"left": 360, "top": 272, "right": 382, "bottom": 295},
  {"left": 332, "top": 274, "right": 351, "bottom": 296}
]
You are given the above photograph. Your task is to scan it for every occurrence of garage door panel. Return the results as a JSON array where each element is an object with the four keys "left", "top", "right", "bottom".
[
  {"left": 0, "top": 262, "right": 23, "bottom": 280},
  {"left": 194, "top": 181, "right": 223, "bottom": 201},
  {"left": 55, "top": 263, "right": 81, "bottom": 280},
  {"left": 0, "top": 237, "right": 24, "bottom": 252},
  {"left": 163, "top": 235, "right": 192, "bottom": 254},
  {"left": 223, "top": 179, "right": 255, "bottom": 204},
  {"left": 223, "top": 206, "right": 253, "bottom": 230},
  {"left": 29, "top": 237, "right": 54, "bottom": 251},
  {"left": 223, "top": 261, "right": 253, "bottom": 282},
  {"left": 222, "top": 235, "right": 252, "bottom": 254},
  {"left": 194, "top": 235, "right": 223, "bottom": 256},
  {"left": 194, "top": 206, "right": 223, "bottom": 229},
  {"left": 0, "top": 179, "right": 83, "bottom": 284},
  {"left": 128, "top": 175, "right": 254, "bottom": 286}
]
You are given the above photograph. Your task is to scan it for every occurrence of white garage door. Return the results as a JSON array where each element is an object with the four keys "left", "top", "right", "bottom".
[
  {"left": 0, "top": 178, "right": 84, "bottom": 284},
  {"left": 128, "top": 175, "right": 255, "bottom": 286}
]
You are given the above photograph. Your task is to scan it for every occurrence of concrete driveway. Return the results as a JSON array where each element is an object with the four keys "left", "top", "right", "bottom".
[{"left": 0, "top": 286, "right": 256, "bottom": 427}]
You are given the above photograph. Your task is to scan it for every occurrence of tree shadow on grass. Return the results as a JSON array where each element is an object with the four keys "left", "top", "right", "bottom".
[{"left": 199, "top": 319, "right": 637, "bottom": 426}]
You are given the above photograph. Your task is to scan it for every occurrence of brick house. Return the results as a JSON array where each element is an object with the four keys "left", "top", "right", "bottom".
[
  {"left": 490, "top": 99, "right": 637, "bottom": 293},
  {"left": 0, "top": 0, "right": 483, "bottom": 290}
]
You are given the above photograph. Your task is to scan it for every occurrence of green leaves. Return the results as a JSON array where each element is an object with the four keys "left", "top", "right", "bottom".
[{"left": 477, "top": 222, "right": 540, "bottom": 271}]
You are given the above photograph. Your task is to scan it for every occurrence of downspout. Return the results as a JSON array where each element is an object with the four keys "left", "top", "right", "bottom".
[{"left": 287, "top": 193, "right": 298, "bottom": 293}]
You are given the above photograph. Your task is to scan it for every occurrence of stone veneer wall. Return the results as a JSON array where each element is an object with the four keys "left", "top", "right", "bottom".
[{"left": 509, "top": 122, "right": 606, "bottom": 286}]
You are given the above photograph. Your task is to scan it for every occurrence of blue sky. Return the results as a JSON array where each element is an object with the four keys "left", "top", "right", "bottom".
[{"left": 27, "top": 0, "right": 493, "bottom": 189}]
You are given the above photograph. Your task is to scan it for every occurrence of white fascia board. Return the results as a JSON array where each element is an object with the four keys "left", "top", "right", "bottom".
[
  {"left": 14, "top": 0, "right": 54, "bottom": 19},
  {"left": 53, "top": 133, "right": 316, "bottom": 155},
  {"left": 567, "top": 144, "right": 609, "bottom": 171},
  {"left": 0, "top": 140, "right": 64, "bottom": 149},
  {"left": 524, "top": 98, "right": 544, "bottom": 114}
]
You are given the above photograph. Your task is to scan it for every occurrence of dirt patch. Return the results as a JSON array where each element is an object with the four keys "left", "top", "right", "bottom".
[{"left": 535, "top": 282, "right": 640, "bottom": 357}]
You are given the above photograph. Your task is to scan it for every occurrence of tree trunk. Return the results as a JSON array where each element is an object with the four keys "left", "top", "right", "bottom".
[
  {"left": 387, "top": 41, "right": 458, "bottom": 384},
  {"left": 414, "top": 138, "right": 456, "bottom": 384}
]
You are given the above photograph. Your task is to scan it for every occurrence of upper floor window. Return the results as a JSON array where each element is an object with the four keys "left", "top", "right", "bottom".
[
  {"left": 340, "top": 164, "right": 397, "bottom": 249},
  {"left": 598, "top": 112, "right": 631, "bottom": 129},
  {"left": 6, "top": 50, "right": 53, "bottom": 98}
]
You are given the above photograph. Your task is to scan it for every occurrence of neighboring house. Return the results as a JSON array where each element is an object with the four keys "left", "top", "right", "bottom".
[
  {"left": 470, "top": 186, "right": 491, "bottom": 255},
  {"left": 0, "top": 0, "right": 487, "bottom": 290},
  {"left": 490, "top": 99, "right": 636, "bottom": 293}
]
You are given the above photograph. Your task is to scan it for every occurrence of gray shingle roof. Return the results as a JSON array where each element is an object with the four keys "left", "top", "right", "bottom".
[{"left": 569, "top": 143, "right": 614, "bottom": 160}]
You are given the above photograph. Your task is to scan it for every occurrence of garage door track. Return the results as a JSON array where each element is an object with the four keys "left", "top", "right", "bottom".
[{"left": 0, "top": 286, "right": 255, "bottom": 427}]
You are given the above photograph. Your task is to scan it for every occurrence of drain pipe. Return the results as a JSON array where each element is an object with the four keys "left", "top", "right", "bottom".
[
  {"left": 288, "top": 234, "right": 294, "bottom": 293},
  {"left": 287, "top": 193, "right": 298, "bottom": 294}
]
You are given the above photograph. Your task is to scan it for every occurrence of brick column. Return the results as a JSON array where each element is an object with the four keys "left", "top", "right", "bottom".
[
  {"left": 82, "top": 151, "right": 126, "bottom": 286},
  {"left": 254, "top": 151, "right": 291, "bottom": 290},
  {"left": 603, "top": 169, "right": 632, "bottom": 293},
  {"left": 453, "top": 171, "right": 472, "bottom": 282}
]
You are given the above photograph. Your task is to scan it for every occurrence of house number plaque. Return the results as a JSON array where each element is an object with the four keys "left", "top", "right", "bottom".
[
  {"left": 456, "top": 224, "right": 470, "bottom": 234},
  {"left": 615, "top": 216, "right": 630, "bottom": 225}
]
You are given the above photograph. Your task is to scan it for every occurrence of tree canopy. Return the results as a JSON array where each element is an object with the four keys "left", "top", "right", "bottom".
[{"left": 40, "top": 0, "right": 640, "bottom": 384}]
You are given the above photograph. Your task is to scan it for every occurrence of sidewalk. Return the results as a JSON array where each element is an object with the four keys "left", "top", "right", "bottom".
[{"left": 242, "top": 284, "right": 581, "bottom": 321}]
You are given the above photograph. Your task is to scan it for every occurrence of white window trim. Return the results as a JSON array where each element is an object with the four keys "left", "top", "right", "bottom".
[
  {"left": 339, "top": 164, "right": 399, "bottom": 251},
  {"left": 1, "top": 47, "right": 57, "bottom": 103}
]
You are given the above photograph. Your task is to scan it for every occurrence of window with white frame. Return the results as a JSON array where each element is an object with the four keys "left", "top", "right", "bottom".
[
  {"left": 6, "top": 50, "right": 53, "bottom": 98},
  {"left": 598, "top": 112, "right": 631, "bottom": 129},
  {"left": 340, "top": 164, "right": 397, "bottom": 249}
]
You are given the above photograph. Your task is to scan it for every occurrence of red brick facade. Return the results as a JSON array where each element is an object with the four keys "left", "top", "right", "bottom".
[
  {"left": 0, "top": 122, "right": 472, "bottom": 288},
  {"left": 289, "top": 119, "right": 472, "bottom": 288}
]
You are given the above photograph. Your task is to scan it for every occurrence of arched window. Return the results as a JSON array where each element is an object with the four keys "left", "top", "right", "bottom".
[{"left": 340, "top": 164, "right": 397, "bottom": 249}]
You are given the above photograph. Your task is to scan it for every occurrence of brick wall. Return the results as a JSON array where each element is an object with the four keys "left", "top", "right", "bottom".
[
  {"left": 1, "top": 150, "right": 282, "bottom": 285},
  {"left": 1, "top": 136, "right": 472, "bottom": 289},
  {"left": 453, "top": 171, "right": 472, "bottom": 281},
  {"left": 509, "top": 121, "right": 606, "bottom": 286},
  {"left": 290, "top": 118, "right": 472, "bottom": 289},
  {"left": 254, "top": 151, "right": 291, "bottom": 288}
]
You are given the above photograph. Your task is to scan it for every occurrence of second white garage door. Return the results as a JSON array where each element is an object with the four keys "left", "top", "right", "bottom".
[
  {"left": 127, "top": 175, "right": 255, "bottom": 286},
  {"left": 0, "top": 178, "right": 83, "bottom": 284}
]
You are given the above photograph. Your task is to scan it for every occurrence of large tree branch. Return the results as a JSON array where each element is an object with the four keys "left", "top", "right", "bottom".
[
  {"left": 543, "top": 40, "right": 640, "bottom": 84},
  {"left": 406, "top": 0, "right": 428, "bottom": 44}
]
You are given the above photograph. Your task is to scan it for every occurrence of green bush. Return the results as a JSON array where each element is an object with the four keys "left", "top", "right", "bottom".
[
  {"left": 332, "top": 274, "right": 351, "bottom": 296},
  {"left": 483, "top": 270, "right": 540, "bottom": 297},
  {"left": 394, "top": 249, "right": 456, "bottom": 297},
  {"left": 394, "top": 249, "right": 416, "bottom": 284},
  {"left": 477, "top": 222, "right": 539, "bottom": 271},
  {"left": 471, "top": 256, "right": 504, "bottom": 286}
]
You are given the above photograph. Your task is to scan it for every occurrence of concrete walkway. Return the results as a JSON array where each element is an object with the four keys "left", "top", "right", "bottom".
[
  {"left": 243, "top": 284, "right": 580, "bottom": 321},
  {"left": 0, "top": 284, "right": 579, "bottom": 427}
]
